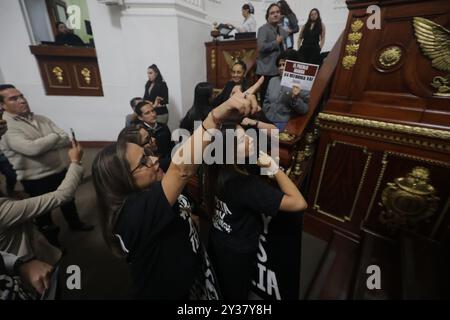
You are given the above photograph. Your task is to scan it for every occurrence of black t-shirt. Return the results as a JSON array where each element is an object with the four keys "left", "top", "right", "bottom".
[
  {"left": 211, "top": 172, "right": 284, "bottom": 253},
  {"left": 114, "top": 182, "right": 200, "bottom": 299}
]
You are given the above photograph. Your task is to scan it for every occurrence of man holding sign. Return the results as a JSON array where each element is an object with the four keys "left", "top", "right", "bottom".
[{"left": 262, "top": 54, "right": 313, "bottom": 130}]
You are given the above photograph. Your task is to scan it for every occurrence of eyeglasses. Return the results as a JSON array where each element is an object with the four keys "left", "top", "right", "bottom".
[{"left": 130, "top": 148, "right": 157, "bottom": 174}]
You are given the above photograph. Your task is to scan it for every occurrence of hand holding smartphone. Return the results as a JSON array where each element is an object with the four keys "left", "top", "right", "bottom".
[{"left": 70, "top": 128, "right": 77, "bottom": 145}]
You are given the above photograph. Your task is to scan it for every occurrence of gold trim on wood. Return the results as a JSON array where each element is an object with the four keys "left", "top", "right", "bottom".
[
  {"left": 364, "top": 151, "right": 450, "bottom": 224},
  {"left": 320, "top": 123, "right": 450, "bottom": 153},
  {"left": 378, "top": 46, "right": 402, "bottom": 68},
  {"left": 313, "top": 141, "right": 372, "bottom": 222},
  {"left": 211, "top": 49, "right": 216, "bottom": 70},
  {"left": 81, "top": 68, "right": 91, "bottom": 84},
  {"left": 379, "top": 166, "right": 439, "bottom": 230},
  {"left": 342, "top": 55, "right": 357, "bottom": 70},
  {"left": 318, "top": 113, "right": 450, "bottom": 140},
  {"left": 351, "top": 19, "right": 364, "bottom": 32},
  {"left": 52, "top": 66, "right": 64, "bottom": 83},
  {"left": 342, "top": 19, "right": 364, "bottom": 70}
]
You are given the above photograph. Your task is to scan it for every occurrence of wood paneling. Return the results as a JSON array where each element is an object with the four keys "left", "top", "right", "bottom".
[{"left": 30, "top": 45, "right": 103, "bottom": 96}]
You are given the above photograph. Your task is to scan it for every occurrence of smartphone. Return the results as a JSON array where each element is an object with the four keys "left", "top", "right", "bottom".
[{"left": 70, "top": 128, "right": 77, "bottom": 144}]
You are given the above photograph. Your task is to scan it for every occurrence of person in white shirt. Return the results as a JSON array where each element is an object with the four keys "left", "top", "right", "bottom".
[{"left": 228, "top": 3, "right": 257, "bottom": 33}]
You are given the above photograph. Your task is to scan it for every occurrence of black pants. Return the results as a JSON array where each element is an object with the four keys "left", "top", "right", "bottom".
[
  {"left": 0, "top": 158, "right": 17, "bottom": 195},
  {"left": 21, "top": 169, "right": 82, "bottom": 228},
  {"left": 298, "top": 44, "right": 321, "bottom": 65}
]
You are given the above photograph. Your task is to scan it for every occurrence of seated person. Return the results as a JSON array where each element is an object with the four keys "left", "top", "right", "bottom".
[
  {"left": 134, "top": 101, "right": 174, "bottom": 163},
  {"left": 180, "top": 82, "right": 213, "bottom": 134},
  {"left": 55, "top": 22, "right": 85, "bottom": 46},
  {"left": 125, "top": 97, "right": 142, "bottom": 127},
  {"left": 228, "top": 3, "right": 257, "bottom": 33},
  {"left": 263, "top": 53, "right": 310, "bottom": 131},
  {"left": 212, "top": 61, "right": 249, "bottom": 108}
]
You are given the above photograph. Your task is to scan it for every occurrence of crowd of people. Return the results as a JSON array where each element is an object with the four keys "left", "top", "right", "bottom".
[{"left": 0, "top": 1, "right": 318, "bottom": 300}]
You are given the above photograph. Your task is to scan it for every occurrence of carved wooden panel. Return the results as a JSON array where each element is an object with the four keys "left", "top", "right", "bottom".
[
  {"left": 326, "top": 0, "right": 450, "bottom": 128},
  {"left": 30, "top": 45, "right": 103, "bottom": 96}
]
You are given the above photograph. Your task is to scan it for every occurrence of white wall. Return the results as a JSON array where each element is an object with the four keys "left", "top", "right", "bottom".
[
  {"left": 0, "top": 0, "right": 347, "bottom": 141},
  {"left": 204, "top": 0, "right": 348, "bottom": 51}
]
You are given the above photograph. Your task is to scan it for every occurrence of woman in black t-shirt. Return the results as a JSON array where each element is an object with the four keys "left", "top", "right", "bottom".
[
  {"left": 143, "top": 64, "right": 169, "bottom": 124},
  {"left": 204, "top": 123, "right": 307, "bottom": 300},
  {"left": 92, "top": 78, "right": 264, "bottom": 299},
  {"left": 297, "top": 8, "right": 326, "bottom": 65},
  {"left": 180, "top": 82, "right": 214, "bottom": 134}
]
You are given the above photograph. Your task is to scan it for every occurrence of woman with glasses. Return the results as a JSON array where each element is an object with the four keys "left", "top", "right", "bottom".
[
  {"left": 262, "top": 52, "right": 310, "bottom": 131},
  {"left": 92, "top": 78, "right": 264, "bottom": 299}
]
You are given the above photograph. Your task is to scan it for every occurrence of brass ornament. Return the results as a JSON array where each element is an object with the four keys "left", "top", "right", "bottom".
[
  {"left": 81, "top": 68, "right": 91, "bottom": 84},
  {"left": 431, "top": 75, "right": 450, "bottom": 97},
  {"left": 52, "top": 66, "right": 64, "bottom": 83},
  {"left": 412, "top": 17, "right": 450, "bottom": 97},
  {"left": 348, "top": 32, "right": 362, "bottom": 43},
  {"left": 378, "top": 46, "right": 402, "bottom": 68},
  {"left": 379, "top": 167, "right": 439, "bottom": 230},
  {"left": 351, "top": 19, "right": 364, "bottom": 32},
  {"left": 318, "top": 112, "right": 450, "bottom": 140},
  {"left": 342, "top": 55, "right": 357, "bottom": 70},
  {"left": 342, "top": 20, "right": 364, "bottom": 70},
  {"left": 345, "top": 44, "right": 359, "bottom": 55},
  {"left": 278, "top": 130, "right": 295, "bottom": 142},
  {"left": 211, "top": 49, "right": 216, "bottom": 70},
  {"left": 222, "top": 49, "right": 255, "bottom": 70}
]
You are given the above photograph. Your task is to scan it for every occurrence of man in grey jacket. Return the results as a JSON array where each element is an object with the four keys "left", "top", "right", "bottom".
[
  {"left": 0, "top": 84, "right": 93, "bottom": 248},
  {"left": 256, "top": 3, "right": 288, "bottom": 103}
]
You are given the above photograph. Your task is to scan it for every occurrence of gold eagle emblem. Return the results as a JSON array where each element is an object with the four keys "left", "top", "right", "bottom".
[{"left": 413, "top": 17, "right": 450, "bottom": 96}]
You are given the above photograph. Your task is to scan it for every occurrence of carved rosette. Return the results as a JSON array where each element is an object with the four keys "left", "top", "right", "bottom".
[
  {"left": 379, "top": 167, "right": 439, "bottom": 230},
  {"left": 81, "top": 68, "right": 91, "bottom": 84},
  {"left": 377, "top": 46, "right": 403, "bottom": 69}
]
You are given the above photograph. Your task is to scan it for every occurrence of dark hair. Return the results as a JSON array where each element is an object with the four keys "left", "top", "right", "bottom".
[
  {"left": 180, "top": 82, "right": 213, "bottom": 134},
  {"left": 147, "top": 64, "right": 164, "bottom": 83},
  {"left": 242, "top": 4, "right": 254, "bottom": 14},
  {"left": 276, "top": 51, "right": 288, "bottom": 67},
  {"left": 92, "top": 139, "right": 138, "bottom": 257},
  {"left": 134, "top": 101, "right": 152, "bottom": 117},
  {"left": 265, "top": 3, "right": 280, "bottom": 21},
  {"left": 55, "top": 21, "right": 65, "bottom": 29},
  {"left": 0, "top": 84, "right": 16, "bottom": 103},
  {"left": 303, "top": 8, "right": 323, "bottom": 35},
  {"left": 233, "top": 60, "right": 247, "bottom": 74},
  {"left": 129, "top": 97, "right": 143, "bottom": 110},
  {"left": 277, "top": 1, "right": 293, "bottom": 16}
]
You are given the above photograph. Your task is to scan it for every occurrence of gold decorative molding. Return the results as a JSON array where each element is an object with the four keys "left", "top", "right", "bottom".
[
  {"left": 412, "top": 17, "right": 450, "bottom": 97},
  {"left": 278, "top": 130, "right": 295, "bottom": 142},
  {"left": 345, "top": 44, "right": 359, "bottom": 55},
  {"left": 222, "top": 49, "right": 255, "bottom": 70},
  {"left": 431, "top": 75, "right": 450, "bottom": 97},
  {"left": 378, "top": 46, "right": 402, "bottom": 68},
  {"left": 320, "top": 123, "right": 450, "bottom": 153},
  {"left": 313, "top": 141, "right": 372, "bottom": 222},
  {"left": 348, "top": 32, "right": 362, "bottom": 43},
  {"left": 52, "top": 66, "right": 64, "bottom": 83},
  {"left": 81, "top": 68, "right": 91, "bottom": 84},
  {"left": 351, "top": 19, "right": 364, "bottom": 32},
  {"left": 342, "top": 19, "right": 364, "bottom": 70},
  {"left": 318, "top": 113, "right": 450, "bottom": 140},
  {"left": 364, "top": 151, "right": 450, "bottom": 224},
  {"left": 379, "top": 167, "right": 439, "bottom": 230},
  {"left": 211, "top": 49, "right": 216, "bottom": 70},
  {"left": 342, "top": 55, "right": 357, "bottom": 70}
]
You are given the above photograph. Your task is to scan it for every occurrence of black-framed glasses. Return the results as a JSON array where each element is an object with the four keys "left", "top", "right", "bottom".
[{"left": 130, "top": 148, "right": 156, "bottom": 174}]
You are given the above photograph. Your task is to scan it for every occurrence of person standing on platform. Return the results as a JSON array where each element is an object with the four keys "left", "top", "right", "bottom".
[
  {"left": 297, "top": 8, "right": 326, "bottom": 65},
  {"left": 256, "top": 3, "right": 288, "bottom": 104},
  {"left": 278, "top": 1, "right": 299, "bottom": 50},
  {"left": 143, "top": 64, "right": 169, "bottom": 125}
]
